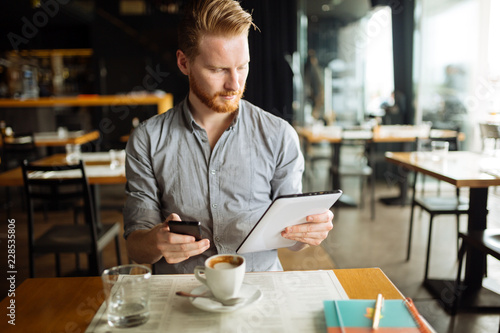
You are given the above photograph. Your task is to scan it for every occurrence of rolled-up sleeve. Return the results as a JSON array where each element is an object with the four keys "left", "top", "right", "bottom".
[
  {"left": 270, "top": 122, "right": 304, "bottom": 199},
  {"left": 123, "top": 124, "right": 164, "bottom": 239}
]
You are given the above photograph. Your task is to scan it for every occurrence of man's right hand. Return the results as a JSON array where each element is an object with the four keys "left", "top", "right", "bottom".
[{"left": 155, "top": 213, "right": 210, "bottom": 264}]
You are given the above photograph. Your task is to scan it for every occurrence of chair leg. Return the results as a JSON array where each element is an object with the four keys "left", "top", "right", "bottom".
[
  {"left": 55, "top": 253, "right": 61, "bottom": 277},
  {"left": 75, "top": 253, "right": 81, "bottom": 271},
  {"left": 455, "top": 214, "right": 460, "bottom": 258},
  {"left": 424, "top": 215, "right": 435, "bottom": 281},
  {"left": 115, "top": 236, "right": 122, "bottom": 266},
  {"left": 88, "top": 253, "right": 99, "bottom": 276},
  {"left": 407, "top": 203, "right": 416, "bottom": 261},
  {"left": 452, "top": 240, "right": 467, "bottom": 315},
  {"left": 29, "top": 251, "right": 35, "bottom": 278},
  {"left": 359, "top": 176, "right": 364, "bottom": 209},
  {"left": 407, "top": 173, "right": 418, "bottom": 261}
]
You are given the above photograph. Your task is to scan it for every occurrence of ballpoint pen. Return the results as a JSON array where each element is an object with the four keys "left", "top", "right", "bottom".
[
  {"left": 404, "top": 297, "right": 433, "bottom": 333},
  {"left": 372, "top": 293, "right": 384, "bottom": 330}
]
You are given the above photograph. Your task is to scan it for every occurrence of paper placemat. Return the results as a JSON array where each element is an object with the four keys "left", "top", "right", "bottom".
[{"left": 86, "top": 270, "right": 348, "bottom": 332}]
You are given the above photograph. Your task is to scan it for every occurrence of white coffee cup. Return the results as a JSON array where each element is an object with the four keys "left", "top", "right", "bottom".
[{"left": 194, "top": 254, "right": 245, "bottom": 300}]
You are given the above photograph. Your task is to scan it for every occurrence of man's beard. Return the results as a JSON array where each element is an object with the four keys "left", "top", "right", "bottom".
[{"left": 190, "top": 75, "right": 244, "bottom": 113}]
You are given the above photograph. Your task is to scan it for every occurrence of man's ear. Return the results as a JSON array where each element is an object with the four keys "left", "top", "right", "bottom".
[{"left": 177, "top": 50, "right": 190, "bottom": 76}]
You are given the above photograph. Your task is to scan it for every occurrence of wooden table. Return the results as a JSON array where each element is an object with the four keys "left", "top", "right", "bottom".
[
  {"left": 0, "top": 153, "right": 126, "bottom": 186},
  {"left": 0, "top": 268, "right": 403, "bottom": 332},
  {"left": 296, "top": 125, "right": 464, "bottom": 209},
  {"left": 386, "top": 151, "right": 500, "bottom": 312},
  {"left": 0, "top": 94, "right": 174, "bottom": 114},
  {"left": 1, "top": 130, "right": 100, "bottom": 147}
]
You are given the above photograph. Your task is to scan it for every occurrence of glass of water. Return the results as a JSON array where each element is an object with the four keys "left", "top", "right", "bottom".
[
  {"left": 101, "top": 264, "right": 152, "bottom": 328},
  {"left": 65, "top": 144, "right": 81, "bottom": 165},
  {"left": 431, "top": 141, "right": 449, "bottom": 161}
]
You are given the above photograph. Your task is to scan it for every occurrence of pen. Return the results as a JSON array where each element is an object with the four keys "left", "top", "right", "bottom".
[
  {"left": 404, "top": 297, "right": 433, "bottom": 333},
  {"left": 372, "top": 293, "right": 384, "bottom": 330}
]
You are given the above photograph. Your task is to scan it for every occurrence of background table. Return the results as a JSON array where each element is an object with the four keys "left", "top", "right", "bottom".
[
  {"left": 296, "top": 125, "right": 464, "bottom": 208},
  {"left": 0, "top": 153, "right": 126, "bottom": 186},
  {"left": 1, "top": 130, "right": 100, "bottom": 148},
  {"left": 386, "top": 151, "right": 500, "bottom": 312},
  {"left": 0, "top": 94, "right": 173, "bottom": 115},
  {"left": 0, "top": 268, "right": 403, "bottom": 332}
]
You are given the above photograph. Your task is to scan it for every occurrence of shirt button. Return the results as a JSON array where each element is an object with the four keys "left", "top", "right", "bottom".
[
  {"left": 212, "top": 204, "right": 218, "bottom": 209},
  {"left": 214, "top": 236, "right": 220, "bottom": 242},
  {"left": 210, "top": 169, "right": 216, "bottom": 175}
]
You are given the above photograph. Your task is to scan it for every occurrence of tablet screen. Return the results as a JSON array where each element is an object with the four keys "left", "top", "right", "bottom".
[{"left": 236, "top": 190, "right": 342, "bottom": 254}]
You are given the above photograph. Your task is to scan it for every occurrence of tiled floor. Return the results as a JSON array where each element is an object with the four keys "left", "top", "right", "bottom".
[{"left": 1, "top": 152, "right": 500, "bottom": 332}]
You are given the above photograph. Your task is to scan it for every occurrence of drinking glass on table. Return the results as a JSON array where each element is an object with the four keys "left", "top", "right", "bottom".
[
  {"left": 65, "top": 144, "right": 81, "bottom": 165},
  {"left": 109, "top": 149, "right": 126, "bottom": 169},
  {"left": 431, "top": 141, "right": 449, "bottom": 161},
  {"left": 101, "top": 264, "right": 152, "bottom": 328}
]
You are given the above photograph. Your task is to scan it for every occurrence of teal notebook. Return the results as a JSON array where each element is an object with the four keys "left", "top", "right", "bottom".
[{"left": 324, "top": 300, "right": 421, "bottom": 332}]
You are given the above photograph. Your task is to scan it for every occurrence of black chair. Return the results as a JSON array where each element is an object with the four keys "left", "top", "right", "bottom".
[
  {"left": 406, "top": 135, "right": 469, "bottom": 280},
  {"left": 452, "top": 229, "right": 500, "bottom": 314},
  {"left": 1, "top": 132, "right": 38, "bottom": 171},
  {"left": 22, "top": 160, "right": 122, "bottom": 277},
  {"left": 1, "top": 132, "right": 39, "bottom": 217}
]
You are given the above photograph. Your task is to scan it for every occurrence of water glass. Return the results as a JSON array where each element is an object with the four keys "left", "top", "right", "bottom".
[
  {"left": 431, "top": 141, "right": 449, "bottom": 161},
  {"left": 109, "top": 149, "right": 126, "bottom": 169},
  {"left": 65, "top": 144, "right": 81, "bottom": 165},
  {"left": 101, "top": 264, "right": 151, "bottom": 328}
]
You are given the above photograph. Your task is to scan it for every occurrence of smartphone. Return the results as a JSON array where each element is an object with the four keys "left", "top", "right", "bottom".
[{"left": 169, "top": 221, "right": 202, "bottom": 241}]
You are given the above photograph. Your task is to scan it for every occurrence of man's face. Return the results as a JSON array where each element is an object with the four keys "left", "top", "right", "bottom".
[{"left": 187, "top": 34, "right": 250, "bottom": 113}]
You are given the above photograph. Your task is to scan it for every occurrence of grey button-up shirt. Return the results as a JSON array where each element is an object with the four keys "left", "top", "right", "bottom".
[{"left": 123, "top": 98, "right": 304, "bottom": 274}]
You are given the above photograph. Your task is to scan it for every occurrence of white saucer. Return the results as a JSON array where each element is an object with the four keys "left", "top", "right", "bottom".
[{"left": 189, "top": 283, "right": 262, "bottom": 313}]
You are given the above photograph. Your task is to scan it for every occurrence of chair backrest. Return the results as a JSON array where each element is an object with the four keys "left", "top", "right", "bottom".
[
  {"left": 479, "top": 123, "right": 500, "bottom": 151},
  {"left": 1, "top": 132, "right": 38, "bottom": 171},
  {"left": 479, "top": 123, "right": 500, "bottom": 139},
  {"left": 21, "top": 160, "right": 99, "bottom": 254}
]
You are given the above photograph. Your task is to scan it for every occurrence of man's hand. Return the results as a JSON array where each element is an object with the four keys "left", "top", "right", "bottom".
[
  {"left": 280, "top": 210, "right": 334, "bottom": 248},
  {"left": 155, "top": 213, "right": 210, "bottom": 264}
]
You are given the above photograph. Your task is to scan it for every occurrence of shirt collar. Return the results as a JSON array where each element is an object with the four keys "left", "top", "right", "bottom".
[{"left": 181, "top": 96, "right": 241, "bottom": 132}]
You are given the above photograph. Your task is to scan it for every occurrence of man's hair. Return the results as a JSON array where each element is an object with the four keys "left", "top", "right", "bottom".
[{"left": 178, "top": 0, "right": 257, "bottom": 61}]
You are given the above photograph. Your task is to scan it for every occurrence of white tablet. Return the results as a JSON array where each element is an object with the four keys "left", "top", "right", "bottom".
[{"left": 236, "top": 190, "right": 342, "bottom": 254}]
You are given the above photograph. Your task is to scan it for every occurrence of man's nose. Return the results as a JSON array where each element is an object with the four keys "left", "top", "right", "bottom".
[{"left": 224, "top": 69, "right": 240, "bottom": 92}]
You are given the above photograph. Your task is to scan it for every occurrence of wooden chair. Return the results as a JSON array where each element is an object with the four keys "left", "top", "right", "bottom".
[
  {"left": 22, "top": 160, "right": 122, "bottom": 277},
  {"left": 452, "top": 229, "right": 500, "bottom": 314},
  {"left": 406, "top": 135, "right": 469, "bottom": 280}
]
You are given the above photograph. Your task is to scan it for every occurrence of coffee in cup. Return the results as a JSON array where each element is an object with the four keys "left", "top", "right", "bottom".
[{"left": 194, "top": 254, "right": 245, "bottom": 300}]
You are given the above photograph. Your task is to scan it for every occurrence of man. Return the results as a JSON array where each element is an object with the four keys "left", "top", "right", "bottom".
[{"left": 124, "top": 0, "right": 334, "bottom": 274}]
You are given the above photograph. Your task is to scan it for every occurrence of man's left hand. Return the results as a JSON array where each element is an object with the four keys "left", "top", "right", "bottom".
[{"left": 281, "top": 210, "right": 334, "bottom": 247}]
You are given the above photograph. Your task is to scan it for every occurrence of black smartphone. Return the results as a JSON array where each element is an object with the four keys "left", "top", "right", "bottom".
[{"left": 168, "top": 221, "right": 202, "bottom": 241}]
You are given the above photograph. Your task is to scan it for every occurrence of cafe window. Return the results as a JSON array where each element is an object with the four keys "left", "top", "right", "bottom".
[
  {"left": 363, "top": 6, "right": 394, "bottom": 123},
  {"left": 413, "top": 0, "right": 500, "bottom": 151},
  {"left": 304, "top": 4, "right": 394, "bottom": 126}
]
